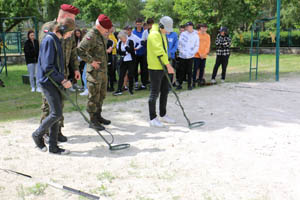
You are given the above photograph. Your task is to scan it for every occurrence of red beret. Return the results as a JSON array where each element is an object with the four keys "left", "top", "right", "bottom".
[
  {"left": 98, "top": 14, "right": 112, "bottom": 30},
  {"left": 60, "top": 4, "right": 80, "bottom": 15}
]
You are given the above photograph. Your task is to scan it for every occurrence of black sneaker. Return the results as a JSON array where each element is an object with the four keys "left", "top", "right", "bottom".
[
  {"left": 188, "top": 86, "right": 193, "bottom": 90},
  {"left": 129, "top": 90, "right": 134, "bottom": 95},
  {"left": 176, "top": 85, "right": 182, "bottom": 90},
  {"left": 49, "top": 146, "right": 70, "bottom": 155},
  {"left": 113, "top": 90, "right": 122, "bottom": 96},
  {"left": 192, "top": 82, "right": 196, "bottom": 88},
  {"left": 136, "top": 85, "right": 146, "bottom": 91},
  {"left": 32, "top": 133, "right": 47, "bottom": 152},
  {"left": 58, "top": 132, "right": 68, "bottom": 142}
]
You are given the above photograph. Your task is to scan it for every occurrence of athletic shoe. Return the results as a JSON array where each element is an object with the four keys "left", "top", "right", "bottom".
[
  {"left": 221, "top": 79, "right": 225, "bottom": 83},
  {"left": 129, "top": 90, "right": 134, "bottom": 95},
  {"left": 32, "top": 133, "right": 47, "bottom": 152},
  {"left": 150, "top": 117, "right": 164, "bottom": 128},
  {"left": 69, "top": 87, "right": 76, "bottom": 92},
  {"left": 188, "top": 86, "right": 193, "bottom": 90},
  {"left": 211, "top": 79, "right": 217, "bottom": 84},
  {"left": 31, "top": 87, "right": 35, "bottom": 92},
  {"left": 136, "top": 85, "right": 147, "bottom": 91},
  {"left": 113, "top": 90, "right": 123, "bottom": 96},
  {"left": 80, "top": 89, "right": 89, "bottom": 96},
  {"left": 49, "top": 146, "right": 70, "bottom": 155},
  {"left": 36, "top": 87, "right": 42, "bottom": 93},
  {"left": 160, "top": 115, "right": 176, "bottom": 124},
  {"left": 107, "top": 87, "right": 115, "bottom": 92}
]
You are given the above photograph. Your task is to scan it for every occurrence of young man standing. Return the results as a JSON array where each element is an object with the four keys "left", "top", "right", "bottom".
[
  {"left": 32, "top": 18, "right": 75, "bottom": 155},
  {"left": 193, "top": 23, "right": 211, "bottom": 87},
  {"left": 77, "top": 14, "right": 113, "bottom": 131},
  {"left": 148, "top": 16, "right": 175, "bottom": 128},
  {"left": 211, "top": 27, "right": 231, "bottom": 83},
  {"left": 177, "top": 22, "right": 199, "bottom": 90},
  {"left": 39, "top": 4, "right": 81, "bottom": 143},
  {"left": 133, "top": 18, "right": 148, "bottom": 90}
]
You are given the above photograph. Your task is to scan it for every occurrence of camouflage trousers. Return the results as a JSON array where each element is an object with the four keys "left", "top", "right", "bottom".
[
  {"left": 86, "top": 71, "right": 107, "bottom": 114},
  {"left": 40, "top": 91, "right": 65, "bottom": 134}
]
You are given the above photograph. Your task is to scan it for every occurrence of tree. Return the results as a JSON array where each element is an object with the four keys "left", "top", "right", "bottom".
[
  {"left": 73, "top": 0, "right": 126, "bottom": 27},
  {"left": 0, "top": 0, "right": 43, "bottom": 32},
  {"left": 142, "top": 0, "right": 180, "bottom": 26}
]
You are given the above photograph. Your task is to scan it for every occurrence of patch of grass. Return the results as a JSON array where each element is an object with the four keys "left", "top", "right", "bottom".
[
  {"left": 129, "top": 160, "right": 139, "bottom": 169},
  {"left": 97, "top": 171, "right": 116, "bottom": 183},
  {"left": 16, "top": 184, "right": 25, "bottom": 200},
  {"left": 90, "top": 184, "right": 114, "bottom": 197},
  {"left": 25, "top": 183, "right": 48, "bottom": 196},
  {"left": 1, "top": 130, "right": 11, "bottom": 136},
  {"left": 0, "top": 185, "right": 5, "bottom": 192},
  {"left": 3, "top": 157, "right": 13, "bottom": 161},
  {"left": 0, "top": 54, "right": 299, "bottom": 121}
]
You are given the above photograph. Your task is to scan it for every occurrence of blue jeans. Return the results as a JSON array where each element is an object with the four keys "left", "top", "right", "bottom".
[
  {"left": 82, "top": 64, "right": 87, "bottom": 90},
  {"left": 33, "top": 83, "right": 63, "bottom": 146}
]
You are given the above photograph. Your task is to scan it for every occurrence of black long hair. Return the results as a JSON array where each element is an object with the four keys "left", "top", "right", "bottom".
[
  {"left": 74, "top": 29, "right": 82, "bottom": 44},
  {"left": 27, "top": 30, "right": 34, "bottom": 40}
]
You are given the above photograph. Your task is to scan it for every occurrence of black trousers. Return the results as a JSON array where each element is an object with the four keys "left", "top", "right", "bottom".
[
  {"left": 117, "top": 60, "right": 135, "bottom": 92},
  {"left": 148, "top": 70, "right": 169, "bottom": 120},
  {"left": 107, "top": 63, "right": 114, "bottom": 89},
  {"left": 193, "top": 58, "right": 206, "bottom": 82},
  {"left": 212, "top": 55, "right": 230, "bottom": 80},
  {"left": 33, "top": 83, "right": 63, "bottom": 146},
  {"left": 79, "top": 61, "right": 86, "bottom": 86},
  {"left": 178, "top": 58, "right": 193, "bottom": 87},
  {"left": 134, "top": 55, "right": 148, "bottom": 86}
]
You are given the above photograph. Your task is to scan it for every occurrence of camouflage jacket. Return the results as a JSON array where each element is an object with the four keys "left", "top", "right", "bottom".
[
  {"left": 39, "top": 20, "right": 79, "bottom": 78},
  {"left": 77, "top": 27, "right": 108, "bottom": 78}
]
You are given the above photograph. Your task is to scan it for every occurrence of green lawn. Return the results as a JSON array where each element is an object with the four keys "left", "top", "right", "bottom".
[{"left": 0, "top": 53, "right": 299, "bottom": 122}]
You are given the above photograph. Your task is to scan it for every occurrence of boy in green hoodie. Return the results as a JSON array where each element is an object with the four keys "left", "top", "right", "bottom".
[{"left": 147, "top": 16, "right": 176, "bottom": 128}]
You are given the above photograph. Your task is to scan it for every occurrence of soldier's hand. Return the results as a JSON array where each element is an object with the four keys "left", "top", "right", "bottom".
[
  {"left": 166, "top": 64, "right": 175, "bottom": 74},
  {"left": 74, "top": 70, "right": 81, "bottom": 80},
  {"left": 91, "top": 61, "right": 101, "bottom": 70},
  {"left": 61, "top": 79, "right": 72, "bottom": 88}
]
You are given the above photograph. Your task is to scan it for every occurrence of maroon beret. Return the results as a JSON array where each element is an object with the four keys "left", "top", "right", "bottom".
[
  {"left": 60, "top": 4, "right": 80, "bottom": 15},
  {"left": 98, "top": 14, "right": 112, "bottom": 30}
]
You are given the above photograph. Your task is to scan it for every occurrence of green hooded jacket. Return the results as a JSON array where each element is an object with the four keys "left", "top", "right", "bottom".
[{"left": 147, "top": 24, "right": 169, "bottom": 70}]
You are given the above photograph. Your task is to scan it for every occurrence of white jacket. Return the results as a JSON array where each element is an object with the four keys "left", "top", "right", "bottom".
[{"left": 178, "top": 30, "right": 199, "bottom": 59}]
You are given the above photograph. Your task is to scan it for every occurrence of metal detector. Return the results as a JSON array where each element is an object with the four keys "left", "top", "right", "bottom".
[
  {"left": 0, "top": 168, "right": 100, "bottom": 200},
  {"left": 46, "top": 73, "right": 130, "bottom": 151},
  {"left": 158, "top": 56, "right": 205, "bottom": 129}
]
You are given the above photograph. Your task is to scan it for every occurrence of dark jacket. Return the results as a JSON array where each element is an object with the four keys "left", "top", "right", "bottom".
[
  {"left": 37, "top": 32, "right": 64, "bottom": 86},
  {"left": 24, "top": 39, "right": 39, "bottom": 64},
  {"left": 117, "top": 39, "right": 136, "bottom": 60}
]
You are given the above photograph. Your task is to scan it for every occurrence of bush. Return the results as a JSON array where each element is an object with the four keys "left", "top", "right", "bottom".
[{"left": 232, "top": 30, "right": 300, "bottom": 48}]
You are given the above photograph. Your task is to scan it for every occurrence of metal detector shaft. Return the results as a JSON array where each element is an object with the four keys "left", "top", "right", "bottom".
[
  {"left": 0, "top": 168, "right": 100, "bottom": 200},
  {"left": 157, "top": 56, "right": 205, "bottom": 129},
  {"left": 45, "top": 73, "right": 126, "bottom": 149}
]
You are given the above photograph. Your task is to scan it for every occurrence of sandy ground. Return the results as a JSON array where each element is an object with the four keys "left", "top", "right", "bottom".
[{"left": 1, "top": 76, "right": 300, "bottom": 200}]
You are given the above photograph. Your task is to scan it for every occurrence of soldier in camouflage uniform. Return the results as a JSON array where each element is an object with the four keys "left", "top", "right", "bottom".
[
  {"left": 77, "top": 14, "right": 113, "bottom": 131},
  {"left": 39, "top": 4, "right": 81, "bottom": 142}
]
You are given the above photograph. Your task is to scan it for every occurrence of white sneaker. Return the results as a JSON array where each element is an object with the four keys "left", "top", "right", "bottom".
[
  {"left": 80, "top": 89, "right": 89, "bottom": 96},
  {"left": 31, "top": 87, "right": 35, "bottom": 92},
  {"left": 36, "top": 87, "right": 42, "bottom": 93},
  {"left": 221, "top": 79, "right": 225, "bottom": 83},
  {"left": 211, "top": 79, "right": 216, "bottom": 84},
  {"left": 161, "top": 115, "right": 176, "bottom": 124},
  {"left": 150, "top": 117, "right": 164, "bottom": 128}
]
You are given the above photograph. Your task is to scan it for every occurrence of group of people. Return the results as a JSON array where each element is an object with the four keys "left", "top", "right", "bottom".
[{"left": 29, "top": 3, "right": 232, "bottom": 155}]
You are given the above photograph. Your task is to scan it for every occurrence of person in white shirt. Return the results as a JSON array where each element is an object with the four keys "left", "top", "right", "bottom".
[
  {"left": 177, "top": 22, "right": 199, "bottom": 90},
  {"left": 114, "top": 30, "right": 136, "bottom": 96}
]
